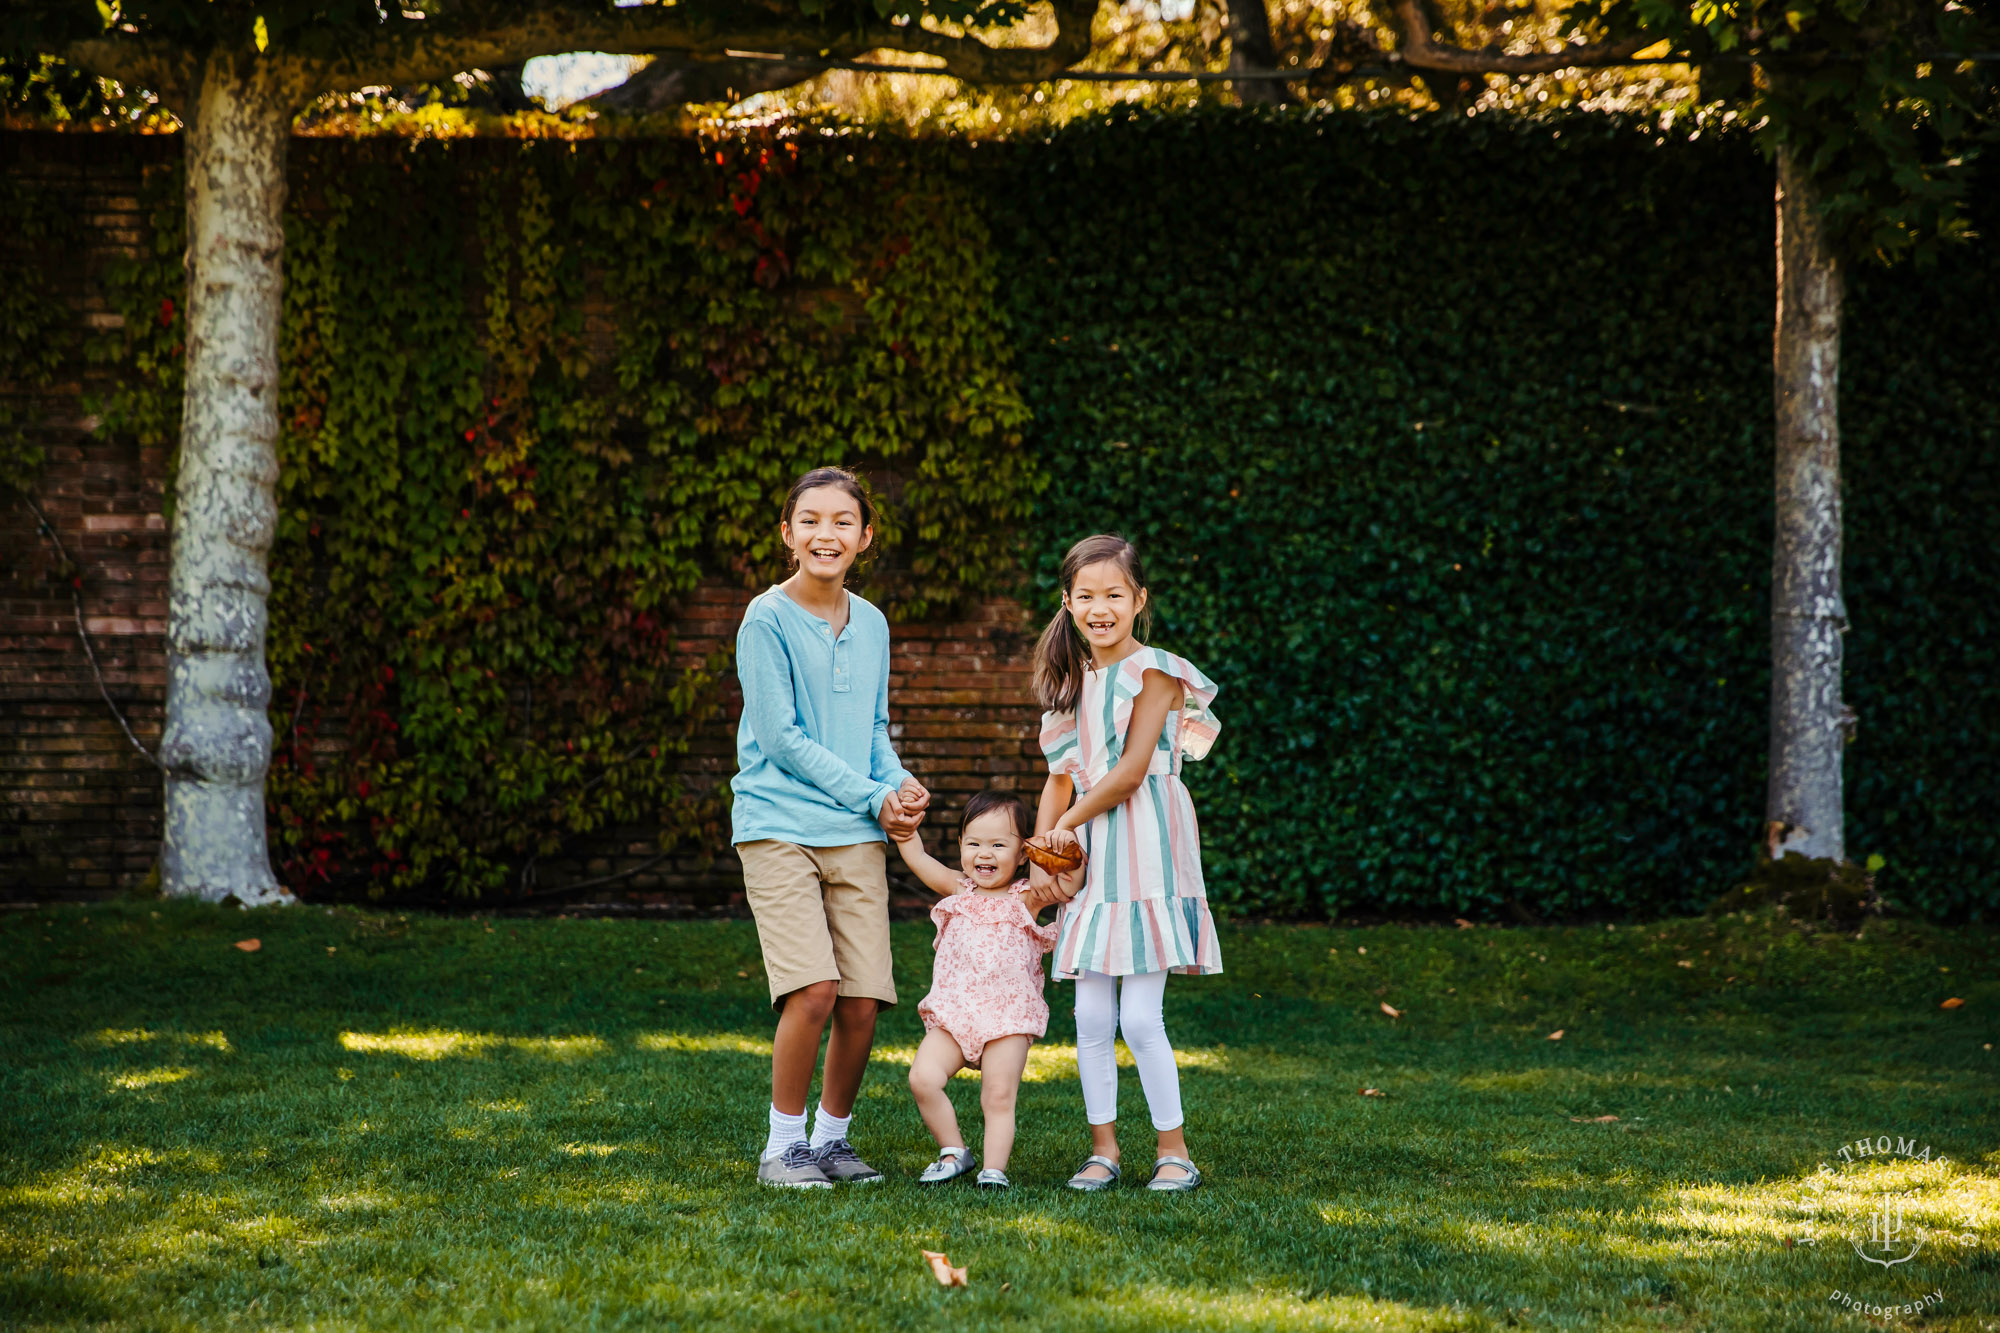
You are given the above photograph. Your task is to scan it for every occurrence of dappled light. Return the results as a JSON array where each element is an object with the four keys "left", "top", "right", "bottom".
[
  {"left": 106, "top": 1067, "right": 194, "bottom": 1092},
  {"left": 338, "top": 1030, "right": 609, "bottom": 1061},
  {"left": 3, "top": 908, "right": 1994, "bottom": 1329}
]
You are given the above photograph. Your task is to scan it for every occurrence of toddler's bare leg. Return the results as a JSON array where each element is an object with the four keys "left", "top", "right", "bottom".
[
  {"left": 976, "top": 1035, "right": 1032, "bottom": 1171},
  {"left": 908, "top": 1028, "right": 969, "bottom": 1150}
]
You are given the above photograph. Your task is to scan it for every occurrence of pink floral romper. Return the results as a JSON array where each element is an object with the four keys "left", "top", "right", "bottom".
[{"left": 917, "top": 879, "right": 1060, "bottom": 1067}]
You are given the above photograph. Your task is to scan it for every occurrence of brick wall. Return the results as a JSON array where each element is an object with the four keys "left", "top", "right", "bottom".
[
  {"left": 2, "top": 133, "right": 175, "bottom": 902},
  {"left": 0, "top": 131, "right": 1044, "bottom": 906}
]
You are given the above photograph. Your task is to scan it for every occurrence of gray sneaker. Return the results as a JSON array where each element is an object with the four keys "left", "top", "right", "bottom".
[
  {"left": 758, "top": 1141, "right": 833, "bottom": 1189},
  {"left": 812, "top": 1138, "right": 883, "bottom": 1184}
]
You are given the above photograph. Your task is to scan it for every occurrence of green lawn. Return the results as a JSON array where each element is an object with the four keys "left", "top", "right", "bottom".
[{"left": 1, "top": 902, "right": 1995, "bottom": 1331}]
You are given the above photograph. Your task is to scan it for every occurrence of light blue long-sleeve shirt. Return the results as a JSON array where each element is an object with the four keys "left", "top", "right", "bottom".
[{"left": 730, "top": 586, "right": 913, "bottom": 848}]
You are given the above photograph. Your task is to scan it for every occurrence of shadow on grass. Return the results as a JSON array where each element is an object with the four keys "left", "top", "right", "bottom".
[{"left": 1, "top": 907, "right": 1995, "bottom": 1330}]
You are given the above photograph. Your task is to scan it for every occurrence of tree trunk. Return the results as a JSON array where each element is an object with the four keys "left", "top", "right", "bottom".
[
  {"left": 159, "top": 52, "right": 292, "bottom": 904},
  {"left": 1227, "top": 0, "right": 1287, "bottom": 106},
  {"left": 1766, "top": 141, "right": 1847, "bottom": 863}
]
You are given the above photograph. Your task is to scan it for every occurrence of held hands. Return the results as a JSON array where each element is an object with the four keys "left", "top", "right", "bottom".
[
  {"left": 898, "top": 777, "right": 931, "bottom": 815},
  {"left": 877, "top": 790, "right": 926, "bottom": 840}
]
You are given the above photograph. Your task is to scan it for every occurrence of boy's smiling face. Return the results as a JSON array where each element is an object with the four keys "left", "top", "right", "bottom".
[
  {"left": 959, "top": 809, "right": 1025, "bottom": 889},
  {"left": 1065, "top": 558, "right": 1148, "bottom": 661},
  {"left": 782, "top": 484, "right": 871, "bottom": 586}
]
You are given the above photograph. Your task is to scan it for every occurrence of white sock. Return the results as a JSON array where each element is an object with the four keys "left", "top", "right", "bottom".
[
  {"left": 763, "top": 1104, "right": 808, "bottom": 1161},
  {"left": 808, "top": 1104, "right": 851, "bottom": 1152}
]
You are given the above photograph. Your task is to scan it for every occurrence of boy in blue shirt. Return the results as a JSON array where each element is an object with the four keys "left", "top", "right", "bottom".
[{"left": 734, "top": 467, "right": 928, "bottom": 1188}]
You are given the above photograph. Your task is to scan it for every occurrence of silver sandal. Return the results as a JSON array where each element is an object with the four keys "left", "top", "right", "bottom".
[
  {"left": 919, "top": 1146, "right": 976, "bottom": 1185},
  {"left": 1147, "top": 1155, "right": 1202, "bottom": 1192},
  {"left": 975, "top": 1167, "right": 1011, "bottom": 1190},
  {"left": 1067, "top": 1154, "right": 1121, "bottom": 1192}
]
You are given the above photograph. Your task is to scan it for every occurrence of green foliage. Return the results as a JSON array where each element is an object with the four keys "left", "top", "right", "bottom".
[
  {"left": 0, "top": 173, "right": 73, "bottom": 495},
  {"left": 77, "top": 112, "right": 2000, "bottom": 916},
  {"left": 996, "top": 108, "right": 2000, "bottom": 921},
  {"left": 1573, "top": 0, "right": 1998, "bottom": 262},
  {"left": 96, "top": 133, "right": 1035, "bottom": 900}
]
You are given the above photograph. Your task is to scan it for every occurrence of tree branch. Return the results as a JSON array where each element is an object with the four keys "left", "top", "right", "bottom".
[
  {"left": 316, "top": 0, "right": 1097, "bottom": 97},
  {"left": 59, "top": 36, "right": 201, "bottom": 109},
  {"left": 1378, "top": 0, "right": 1652, "bottom": 75}
]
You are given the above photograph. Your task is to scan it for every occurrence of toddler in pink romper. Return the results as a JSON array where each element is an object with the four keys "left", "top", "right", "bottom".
[
  {"left": 919, "top": 879, "right": 1058, "bottom": 1067},
  {"left": 892, "top": 789, "right": 1074, "bottom": 1188}
]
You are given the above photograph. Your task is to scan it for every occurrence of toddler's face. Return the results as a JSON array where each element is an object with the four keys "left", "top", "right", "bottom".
[{"left": 959, "top": 810, "right": 1025, "bottom": 890}]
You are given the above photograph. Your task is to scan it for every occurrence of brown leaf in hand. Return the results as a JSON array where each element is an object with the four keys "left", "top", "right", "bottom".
[
  {"left": 1379, "top": 1001, "right": 1402, "bottom": 1019},
  {"left": 1023, "top": 839, "right": 1085, "bottom": 875},
  {"left": 234, "top": 939, "right": 261, "bottom": 952},
  {"left": 1569, "top": 1114, "right": 1619, "bottom": 1122},
  {"left": 1941, "top": 997, "right": 1965, "bottom": 1009},
  {"left": 1547, "top": 1028, "right": 1565, "bottom": 1040},
  {"left": 1359, "top": 1087, "right": 1386, "bottom": 1097},
  {"left": 921, "top": 1249, "right": 967, "bottom": 1287}
]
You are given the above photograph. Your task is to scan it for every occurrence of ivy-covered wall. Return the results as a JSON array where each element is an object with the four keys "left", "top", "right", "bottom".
[
  {"left": 5, "top": 114, "right": 1997, "bottom": 918},
  {"left": 998, "top": 110, "right": 2000, "bottom": 922}
]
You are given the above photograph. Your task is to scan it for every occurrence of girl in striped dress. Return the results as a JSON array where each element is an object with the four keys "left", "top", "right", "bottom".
[{"left": 1029, "top": 534, "right": 1222, "bottom": 1194}]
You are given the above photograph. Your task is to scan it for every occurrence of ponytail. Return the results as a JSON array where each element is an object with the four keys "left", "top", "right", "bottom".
[
  {"left": 1033, "top": 605, "right": 1089, "bottom": 714},
  {"left": 1032, "top": 533, "right": 1150, "bottom": 714}
]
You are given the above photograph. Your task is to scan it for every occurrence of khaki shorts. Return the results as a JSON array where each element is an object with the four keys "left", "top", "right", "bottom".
[{"left": 737, "top": 839, "right": 896, "bottom": 1011}]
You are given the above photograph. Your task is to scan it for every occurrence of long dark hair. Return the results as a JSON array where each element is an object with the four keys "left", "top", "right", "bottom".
[
  {"left": 780, "top": 466, "right": 877, "bottom": 574},
  {"left": 1032, "top": 534, "right": 1150, "bottom": 714}
]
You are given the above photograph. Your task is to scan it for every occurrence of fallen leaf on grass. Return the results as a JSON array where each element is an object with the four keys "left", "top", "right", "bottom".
[
  {"left": 736, "top": 970, "right": 749, "bottom": 979},
  {"left": 1380, "top": 1002, "right": 1402, "bottom": 1019},
  {"left": 1941, "top": 997, "right": 1965, "bottom": 1009},
  {"left": 921, "top": 1249, "right": 967, "bottom": 1287},
  {"left": 1547, "top": 1029, "right": 1565, "bottom": 1041},
  {"left": 1570, "top": 1114, "right": 1619, "bottom": 1123},
  {"left": 1359, "top": 1087, "right": 1386, "bottom": 1097},
  {"left": 1455, "top": 918, "right": 1474, "bottom": 929},
  {"left": 1676, "top": 960, "right": 1693, "bottom": 969},
  {"left": 234, "top": 939, "right": 261, "bottom": 952}
]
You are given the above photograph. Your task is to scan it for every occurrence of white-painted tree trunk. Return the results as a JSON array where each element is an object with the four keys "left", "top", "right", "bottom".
[
  {"left": 158, "top": 53, "right": 293, "bottom": 904},
  {"left": 1766, "top": 143, "right": 1847, "bottom": 863}
]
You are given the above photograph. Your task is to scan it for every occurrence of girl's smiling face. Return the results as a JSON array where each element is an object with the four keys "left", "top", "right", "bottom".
[
  {"left": 782, "top": 484, "right": 872, "bottom": 584},
  {"left": 959, "top": 808, "right": 1026, "bottom": 890},
  {"left": 1065, "top": 558, "right": 1149, "bottom": 662}
]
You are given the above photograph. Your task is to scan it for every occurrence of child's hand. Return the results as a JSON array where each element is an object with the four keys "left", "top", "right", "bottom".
[
  {"left": 878, "top": 791, "right": 916, "bottom": 837},
  {"left": 1046, "top": 863, "right": 1082, "bottom": 904},
  {"left": 1039, "top": 826, "right": 1080, "bottom": 857},
  {"left": 899, "top": 777, "right": 931, "bottom": 815}
]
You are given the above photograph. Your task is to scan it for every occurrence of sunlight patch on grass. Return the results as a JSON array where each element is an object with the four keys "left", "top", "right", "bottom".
[
  {"left": 865, "top": 1041, "right": 1223, "bottom": 1082},
  {"left": 85, "top": 1027, "right": 233, "bottom": 1052},
  {"left": 341, "top": 1030, "right": 499, "bottom": 1060},
  {"left": 108, "top": 1065, "right": 195, "bottom": 1091},
  {"left": 635, "top": 1032, "right": 772, "bottom": 1056},
  {"left": 558, "top": 1142, "right": 626, "bottom": 1157},
  {"left": 1112, "top": 1284, "right": 1464, "bottom": 1331},
  {"left": 478, "top": 1098, "right": 528, "bottom": 1113},
  {"left": 339, "top": 1030, "right": 607, "bottom": 1060},
  {"left": 318, "top": 1189, "right": 397, "bottom": 1213}
]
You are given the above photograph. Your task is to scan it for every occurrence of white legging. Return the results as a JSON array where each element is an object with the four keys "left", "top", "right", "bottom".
[{"left": 1073, "top": 969, "right": 1183, "bottom": 1131}]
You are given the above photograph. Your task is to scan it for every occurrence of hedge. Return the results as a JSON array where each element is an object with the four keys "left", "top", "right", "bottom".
[
  {"left": 997, "top": 109, "right": 1999, "bottom": 920},
  {"left": 41, "top": 111, "right": 2000, "bottom": 916}
]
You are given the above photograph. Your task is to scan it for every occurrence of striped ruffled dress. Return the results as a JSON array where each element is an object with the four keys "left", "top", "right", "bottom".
[{"left": 1039, "top": 646, "right": 1224, "bottom": 980}]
